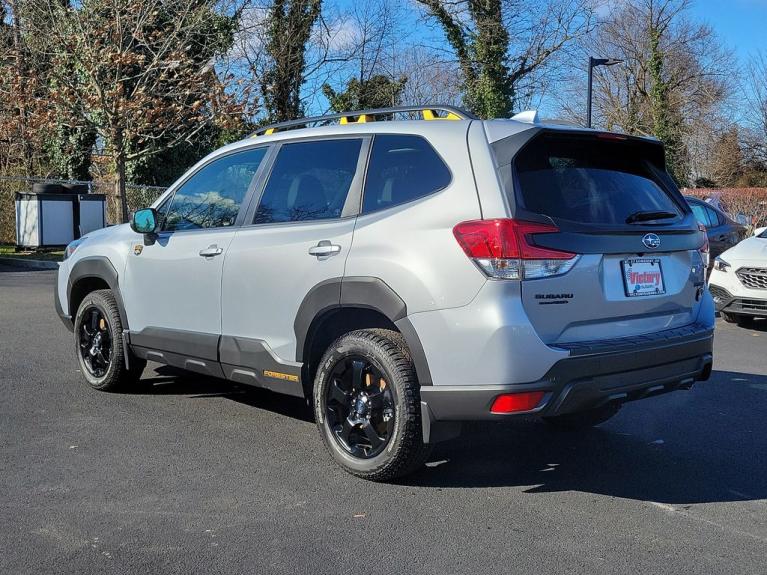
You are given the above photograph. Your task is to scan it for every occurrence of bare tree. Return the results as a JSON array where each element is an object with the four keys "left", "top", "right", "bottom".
[
  {"left": 29, "top": 0, "right": 246, "bottom": 222},
  {"left": 232, "top": 0, "right": 358, "bottom": 120},
  {"left": 557, "top": 0, "right": 732, "bottom": 183},
  {"left": 415, "top": 0, "right": 597, "bottom": 118},
  {"left": 319, "top": 0, "right": 412, "bottom": 111},
  {"left": 742, "top": 51, "right": 767, "bottom": 176}
]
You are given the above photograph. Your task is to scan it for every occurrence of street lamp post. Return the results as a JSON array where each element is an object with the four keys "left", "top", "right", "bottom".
[{"left": 587, "top": 56, "right": 623, "bottom": 128}]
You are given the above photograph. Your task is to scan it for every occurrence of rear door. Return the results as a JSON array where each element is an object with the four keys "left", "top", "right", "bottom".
[
  {"left": 220, "top": 137, "right": 368, "bottom": 368},
  {"left": 496, "top": 131, "right": 706, "bottom": 344}
]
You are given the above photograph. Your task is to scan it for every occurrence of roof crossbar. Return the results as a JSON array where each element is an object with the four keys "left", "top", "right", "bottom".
[{"left": 250, "top": 105, "right": 477, "bottom": 137}]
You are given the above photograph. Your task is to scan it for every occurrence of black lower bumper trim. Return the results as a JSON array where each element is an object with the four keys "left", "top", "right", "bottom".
[
  {"left": 420, "top": 326, "right": 714, "bottom": 428},
  {"left": 723, "top": 298, "right": 767, "bottom": 316},
  {"left": 709, "top": 284, "right": 767, "bottom": 316}
]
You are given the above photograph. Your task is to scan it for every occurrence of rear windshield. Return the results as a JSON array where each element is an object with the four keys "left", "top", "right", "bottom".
[{"left": 511, "top": 134, "right": 682, "bottom": 225}]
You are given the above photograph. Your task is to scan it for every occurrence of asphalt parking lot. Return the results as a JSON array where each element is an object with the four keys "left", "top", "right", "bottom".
[{"left": 1, "top": 264, "right": 765, "bottom": 575}]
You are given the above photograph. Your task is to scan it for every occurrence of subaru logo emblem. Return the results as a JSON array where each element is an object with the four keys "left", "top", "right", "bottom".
[{"left": 642, "top": 233, "right": 661, "bottom": 249}]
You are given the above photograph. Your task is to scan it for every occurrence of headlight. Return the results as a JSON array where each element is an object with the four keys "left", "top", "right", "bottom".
[
  {"left": 64, "top": 237, "right": 87, "bottom": 260},
  {"left": 713, "top": 257, "right": 730, "bottom": 272}
]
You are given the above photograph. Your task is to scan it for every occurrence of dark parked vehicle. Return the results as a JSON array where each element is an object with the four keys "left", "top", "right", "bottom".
[{"left": 685, "top": 196, "right": 746, "bottom": 261}]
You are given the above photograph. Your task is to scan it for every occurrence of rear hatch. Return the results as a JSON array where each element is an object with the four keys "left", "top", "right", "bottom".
[{"left": 494, "top": 129, "right": 706, "bottom": 345}]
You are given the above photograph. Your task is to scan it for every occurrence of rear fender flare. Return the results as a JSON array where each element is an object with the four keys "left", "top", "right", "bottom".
[{"left": 294, "top": 276, "right": 432, "bottom": 385}]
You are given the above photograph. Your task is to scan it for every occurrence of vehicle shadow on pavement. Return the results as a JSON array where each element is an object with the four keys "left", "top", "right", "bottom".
[
  {"left": 717, "top": 315, "right": 767, "bottom": 332},
  {"left": 135, "top": 364, "right": 314, "bottom": 422},
  {"left": 400, "top": 369, "right": 767, "bottom": 504},
  {"left": 133, "top": 365, "right": 767, "bottom": 505}
]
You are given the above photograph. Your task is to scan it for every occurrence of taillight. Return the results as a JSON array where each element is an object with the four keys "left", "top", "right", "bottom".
[{"left": 453, "top": 219, "right": 578, "bottom": 280}]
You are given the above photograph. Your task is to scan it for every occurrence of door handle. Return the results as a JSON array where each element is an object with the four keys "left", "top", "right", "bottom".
[
  {"left": 716, "top": 235, "right": 727, "bottom": 241},
  {"left": 308, "top": 240, "right": 341, "bottom": 257},
  {"left": 199, "top": 245, "right": 224, "bottom": 257}
]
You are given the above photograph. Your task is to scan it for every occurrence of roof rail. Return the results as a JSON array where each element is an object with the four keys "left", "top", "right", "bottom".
[{"left": 250, "top": 105, "right": 477, "bottom": 137}]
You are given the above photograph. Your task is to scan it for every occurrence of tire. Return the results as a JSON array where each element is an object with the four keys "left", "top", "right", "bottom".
[
  {"left": 722, "top": 312, "right": 739, "bottom": 324},
  {"left": 313, "top": 329, "right": 431, "bottom": 481},
  {"left": 543, "top": 403, "right": 621, "bottom": 430},
  {"left": 73, "top": 289, "right": 146, "bottom": 391}
]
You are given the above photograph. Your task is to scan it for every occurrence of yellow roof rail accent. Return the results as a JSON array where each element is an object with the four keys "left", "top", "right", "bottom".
[
  {"left": 422, "top": 109, "right": 461, "bottom": 121},
  {"left": 340, "top": 114, "right": 369, "bottom": 124},
  {"left": 253, "top": 127, "right": 276, "bottom": 137}
]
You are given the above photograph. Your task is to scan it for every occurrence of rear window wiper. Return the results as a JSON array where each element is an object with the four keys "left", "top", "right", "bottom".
[{"left": 625, "top": 210, "right": 678, "bottom": 224}]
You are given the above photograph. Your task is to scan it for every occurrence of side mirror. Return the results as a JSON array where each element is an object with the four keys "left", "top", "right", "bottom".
[
  {"left": 130, "top": 208, "right": 159, "bottom": 235},
  {"left": 753, "top": 226, "right": 766, "bottom": 237}
]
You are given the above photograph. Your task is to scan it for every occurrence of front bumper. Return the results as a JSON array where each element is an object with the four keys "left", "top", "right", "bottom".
[
  {"left": 420, "top": 322, "right": 713, "bottom": 442},
  {"left": 708, "top": 284, "right": 767, "bottom": 317},
  {"left": 54, "top": 269, "right": 74, "bottom": 331}
]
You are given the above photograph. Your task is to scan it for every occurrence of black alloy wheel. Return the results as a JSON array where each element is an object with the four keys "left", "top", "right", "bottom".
[
  {"left": 73, "top": 289, "right": 146, "bottom": 391},
  {"left": 78, "top": 306, "right": 113, "bottom": 378},
  {"left": 324, "top": 356, "right": 396, "bottom": 459}
]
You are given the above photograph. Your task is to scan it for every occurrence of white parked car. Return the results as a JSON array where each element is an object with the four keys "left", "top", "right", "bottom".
[{"left": 708, "top": 226, "right": 767, "bottom": 326}]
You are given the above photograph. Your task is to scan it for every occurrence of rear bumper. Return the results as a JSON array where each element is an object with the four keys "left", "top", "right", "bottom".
[{"left": 420, "top": 322, "right": 713, "bottom": 441}]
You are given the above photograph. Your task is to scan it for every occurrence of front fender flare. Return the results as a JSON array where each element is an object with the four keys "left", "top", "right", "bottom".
[{"left": 67, "top": 256, "right": 129, "bottom": 329}]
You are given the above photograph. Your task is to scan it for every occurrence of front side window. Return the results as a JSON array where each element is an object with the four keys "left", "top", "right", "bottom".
[
  {"left": 362, "top": 135, "right": 451, "bottom": 214},
  {"left": 253, "top": 139, "right": 362, "bottom": 224},
  {"left": 164, "top": 147, "right": 267, "bottom": 231}
]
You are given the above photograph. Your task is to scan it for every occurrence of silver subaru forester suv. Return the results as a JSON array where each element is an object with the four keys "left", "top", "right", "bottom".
[{"left": 56, "top": 106, "right": 714, "bottom": 480}]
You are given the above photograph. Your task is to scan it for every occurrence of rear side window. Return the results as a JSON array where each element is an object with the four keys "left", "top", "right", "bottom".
[
  {"left": 254, "top": 139, "right": 362, "bottom": 224},
  {"left": 512, "top": 135, "right": 682, "bottom": 225},
  {"left": 362, "top": 135, "right": 451, "bottom": 214},
  {"left": 706, "top": 206, "right": 723, "bottom": 227}
]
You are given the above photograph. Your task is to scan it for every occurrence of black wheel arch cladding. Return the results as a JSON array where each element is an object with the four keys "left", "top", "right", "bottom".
[
  {"left": 67, "top": 256, "right": 130, "bottom": 330},
  {"left": 295, "top": 276, "right": 433, "bottom": 385}
]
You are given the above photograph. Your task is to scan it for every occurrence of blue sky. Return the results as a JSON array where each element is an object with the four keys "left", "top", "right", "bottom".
[{"left": 690, "top": 0, "right": 767, "bottom": 62}]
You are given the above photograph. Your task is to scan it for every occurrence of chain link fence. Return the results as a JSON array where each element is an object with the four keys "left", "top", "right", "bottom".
[{"left": 0, "top": 176, "right": 166, "bottom": 244}]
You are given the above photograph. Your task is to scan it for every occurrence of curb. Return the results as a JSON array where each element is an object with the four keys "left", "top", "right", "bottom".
[{"left": 0, "top": 256, "right": 60, "bottom": 270}]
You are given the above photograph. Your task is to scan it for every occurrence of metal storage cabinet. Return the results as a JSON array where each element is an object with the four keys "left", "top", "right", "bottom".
[
  {"left": 76, "top": 194, "right": 107, "bottom": 235},
  {"left": 15, "top": 192, "right": 107, "bottom": 248}
]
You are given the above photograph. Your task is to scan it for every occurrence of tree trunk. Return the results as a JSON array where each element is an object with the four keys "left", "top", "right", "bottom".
[
  {"left": 8, "top": 0, "right": 33, "bottom": 175},
  {"left": 113, "top": 128, "right": 129, "bottom": 223}
]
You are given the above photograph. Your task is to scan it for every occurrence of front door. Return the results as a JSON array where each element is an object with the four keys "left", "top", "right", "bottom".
[{"left": 122, "top": 146, "right": 269, "bottom": 361}]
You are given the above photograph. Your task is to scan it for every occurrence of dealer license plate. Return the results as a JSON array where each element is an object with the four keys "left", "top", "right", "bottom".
[{"left": 621, "top": 258, "right": 665, "bottom": 297}]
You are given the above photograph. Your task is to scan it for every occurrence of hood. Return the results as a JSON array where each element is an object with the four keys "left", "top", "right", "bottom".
[
  {"left": 720, "top": 236, "right": 767, "bottom": 264},
  {"left": 82, "top": 223, "right": 128, "bottom": 241}
]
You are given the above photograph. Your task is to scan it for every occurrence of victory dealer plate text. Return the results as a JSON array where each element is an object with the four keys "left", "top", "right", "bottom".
[{"left": 621, "top": 258, "right": 665, "bottom": 297}]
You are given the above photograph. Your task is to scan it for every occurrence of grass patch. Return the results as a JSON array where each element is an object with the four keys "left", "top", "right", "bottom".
[{"left": 0, "top": 245, "right": 64, "bottom": 261}]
